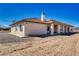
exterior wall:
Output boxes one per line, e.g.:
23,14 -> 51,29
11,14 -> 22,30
10,23 -> 25,37
11,22 -> 48,37
24,22 -> 48,36
10,21 -> 74,37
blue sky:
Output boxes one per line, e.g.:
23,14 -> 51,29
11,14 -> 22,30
0,3 -> 79,27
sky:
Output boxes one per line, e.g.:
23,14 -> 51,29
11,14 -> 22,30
0,3 -> 79,27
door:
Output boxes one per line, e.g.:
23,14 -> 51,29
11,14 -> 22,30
47,25 -> 51,35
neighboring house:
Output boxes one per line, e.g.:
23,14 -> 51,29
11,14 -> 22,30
73,27 -> 79,32
0,27 -> 10,32
10,12 -> 74,37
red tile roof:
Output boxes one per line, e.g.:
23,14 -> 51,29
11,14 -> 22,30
10,18 -> 73,27
10,18 -> 52,26
24,18 -> 52,24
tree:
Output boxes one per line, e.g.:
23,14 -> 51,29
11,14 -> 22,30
12,20 -> 16,24
0,24 -> 2,28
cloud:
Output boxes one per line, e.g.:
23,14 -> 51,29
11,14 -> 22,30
0,24 -> 10,28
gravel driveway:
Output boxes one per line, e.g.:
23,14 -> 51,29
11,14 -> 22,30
0,32 -> 29,44
0,32 -> 79,56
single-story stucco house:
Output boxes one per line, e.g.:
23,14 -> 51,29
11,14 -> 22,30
10,12 -> 74,37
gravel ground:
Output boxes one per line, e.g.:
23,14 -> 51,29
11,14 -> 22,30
0,32 -> 79,56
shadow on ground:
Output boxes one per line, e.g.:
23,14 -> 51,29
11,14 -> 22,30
0,32 -> 32,44
28,32 -> 79,38
58,32 -> 79,36
0,32 -> 78,44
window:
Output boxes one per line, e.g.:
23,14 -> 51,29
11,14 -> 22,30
47,25 -> 50,31
15,25 -> 23,31
19,25 -> 23,31
15,25 -> 19,31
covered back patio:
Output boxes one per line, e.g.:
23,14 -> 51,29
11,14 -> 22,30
48,20 -> 73,35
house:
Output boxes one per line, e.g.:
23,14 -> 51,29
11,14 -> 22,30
0,27 -> 10,32
73,27 -> 79,32
10,12 -> 74,37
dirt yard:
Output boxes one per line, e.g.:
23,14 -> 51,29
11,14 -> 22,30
0,32 -> 79,56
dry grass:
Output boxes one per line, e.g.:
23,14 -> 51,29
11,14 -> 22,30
0,32 -> 79,56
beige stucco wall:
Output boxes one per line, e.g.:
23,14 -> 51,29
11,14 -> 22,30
10,21 -> 74,37
11,22 -> 48,37
10,22 -> 25,37
10,26 -> 25,37
24,22 -> 48,36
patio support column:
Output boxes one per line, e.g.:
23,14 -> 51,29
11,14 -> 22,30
23,22 -> 26,37
63,25 -> 65,33
69,27 -> 71,32
66,26 -> 68,33
50,24 -> 54,35
58,25 -> 61,34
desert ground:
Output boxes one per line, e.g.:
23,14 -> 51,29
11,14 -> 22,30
0,32 -> 79,56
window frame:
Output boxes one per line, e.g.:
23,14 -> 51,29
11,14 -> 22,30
19,25 -> 23,31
